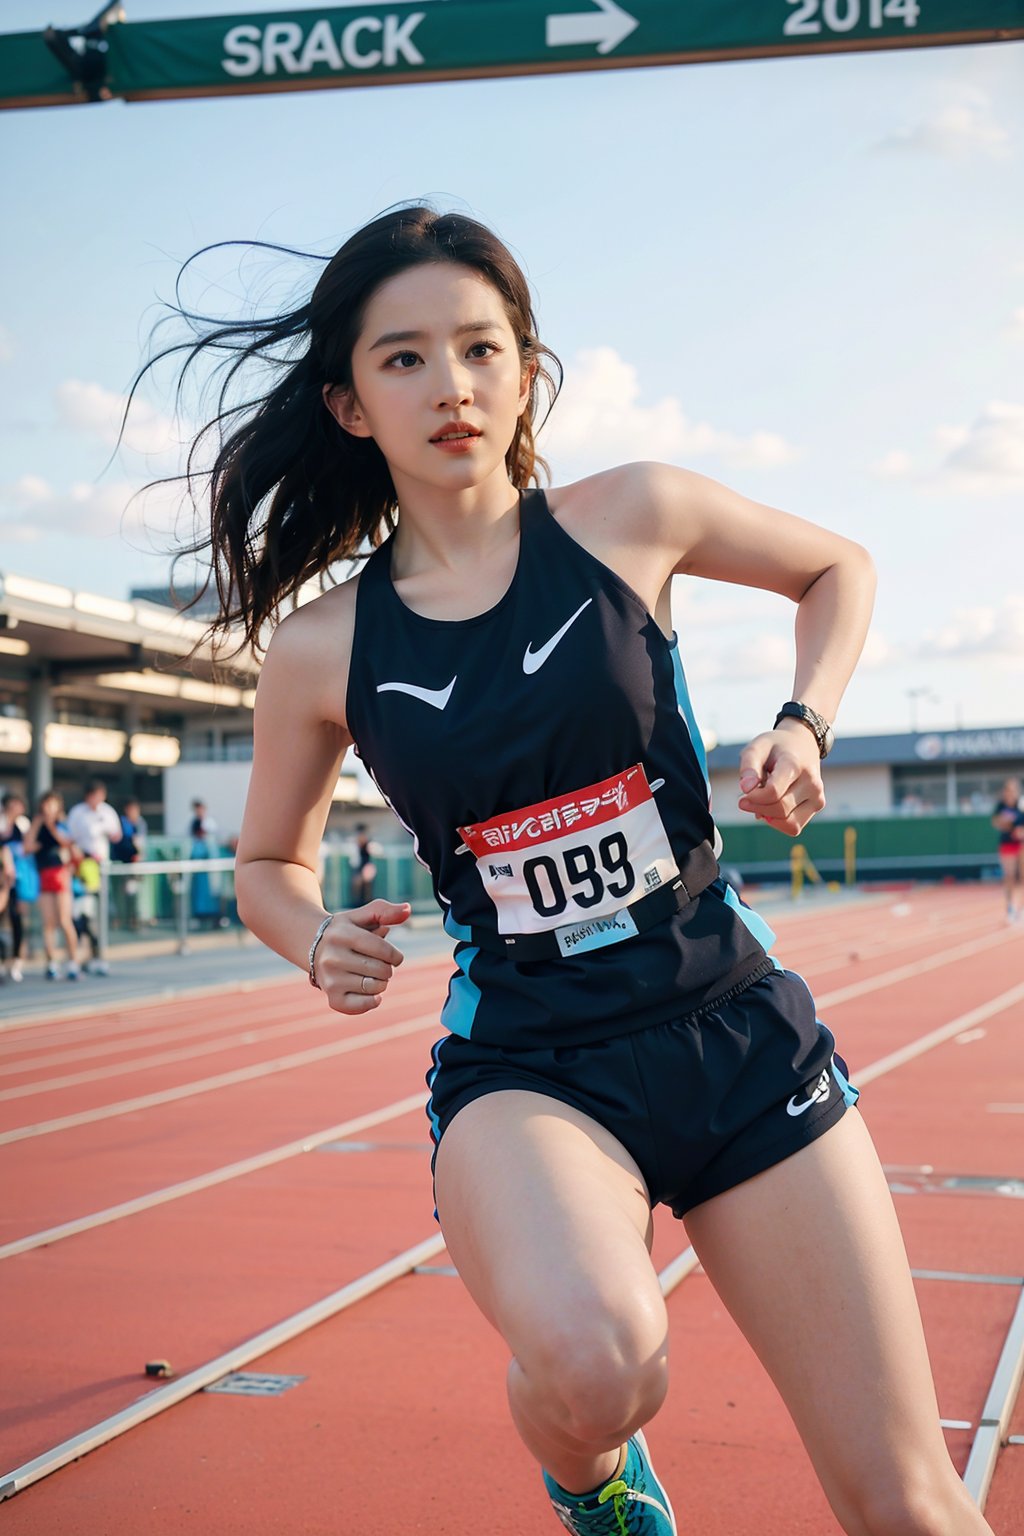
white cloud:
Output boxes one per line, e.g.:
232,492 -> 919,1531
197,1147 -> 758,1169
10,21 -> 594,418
55,379 -> 187,459
875,91 -> 1010,160
0,473 -> 183,545
936,401 -> 1024,491
541,347 -> 802,474
1008,307 -> 1024,341
871,449 -> 913,480
916,595 -> 1024,666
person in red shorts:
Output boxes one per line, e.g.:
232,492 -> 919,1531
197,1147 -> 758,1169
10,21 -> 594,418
22,791 -> 82,979
992,775 -> 1024,922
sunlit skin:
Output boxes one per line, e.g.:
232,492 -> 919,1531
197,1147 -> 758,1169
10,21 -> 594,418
324,264 -> 532,588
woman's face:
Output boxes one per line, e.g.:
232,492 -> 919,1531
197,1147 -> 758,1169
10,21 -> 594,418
331,263 -> 531,500
1004,779 -> 1021,802
41,796 -> 59,819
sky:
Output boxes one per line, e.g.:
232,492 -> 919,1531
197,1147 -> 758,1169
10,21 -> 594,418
1,3 -> 1022,749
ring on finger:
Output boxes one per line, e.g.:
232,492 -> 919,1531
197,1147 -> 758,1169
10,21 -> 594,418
360,974 -> 370,994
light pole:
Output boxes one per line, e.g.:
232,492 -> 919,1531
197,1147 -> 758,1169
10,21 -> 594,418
906,687 -> 939,733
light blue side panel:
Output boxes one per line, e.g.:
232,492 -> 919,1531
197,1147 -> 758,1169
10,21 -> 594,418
722,882 -> 779,962
669,638 -> 710,792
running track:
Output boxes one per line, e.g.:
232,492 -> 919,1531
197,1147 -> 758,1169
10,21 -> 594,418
1,884 -> 1021,1532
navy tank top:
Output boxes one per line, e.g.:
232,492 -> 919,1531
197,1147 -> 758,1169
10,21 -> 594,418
346,488 -> 775,1047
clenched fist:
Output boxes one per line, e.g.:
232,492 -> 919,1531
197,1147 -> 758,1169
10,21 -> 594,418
313,900 -> 412,1014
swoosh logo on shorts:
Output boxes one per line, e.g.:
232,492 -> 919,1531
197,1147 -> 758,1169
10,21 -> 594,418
376,676 -> 457,710
786,1070 -> 832,1117
523,599 -> 593,675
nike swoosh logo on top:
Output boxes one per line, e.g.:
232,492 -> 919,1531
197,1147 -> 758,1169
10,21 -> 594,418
523,598 -> 593,675
376,676 -> 457,711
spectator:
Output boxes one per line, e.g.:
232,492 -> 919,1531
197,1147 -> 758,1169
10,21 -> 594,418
189,799 -> 227,929
1,791 -> 33,983
22,791 -> 81,980
71,849 -> 103,964
110,796 -> 148,932
65,777 -> 122,974
350,823 -> 380,906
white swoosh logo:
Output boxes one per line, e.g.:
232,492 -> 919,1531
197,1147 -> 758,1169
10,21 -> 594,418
786,1071 -> 831,1117
377,676 -> 457,711
523,598 -> 593,675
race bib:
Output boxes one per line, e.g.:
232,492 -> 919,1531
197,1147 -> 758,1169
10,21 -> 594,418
458,765 -> 679,957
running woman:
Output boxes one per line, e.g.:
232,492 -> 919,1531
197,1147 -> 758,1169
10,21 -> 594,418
991,776 -> 1024,923
141,206 -> 995,1535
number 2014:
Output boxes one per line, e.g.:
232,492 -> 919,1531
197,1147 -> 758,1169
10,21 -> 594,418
785,0 -> 920,34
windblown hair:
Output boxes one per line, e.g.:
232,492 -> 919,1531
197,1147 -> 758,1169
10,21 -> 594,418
129,205 -> 562,668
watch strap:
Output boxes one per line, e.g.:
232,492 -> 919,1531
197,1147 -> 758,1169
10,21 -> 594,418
774,701 -> 833,758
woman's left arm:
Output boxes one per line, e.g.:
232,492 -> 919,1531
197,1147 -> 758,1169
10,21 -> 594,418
625,462 -> 878,837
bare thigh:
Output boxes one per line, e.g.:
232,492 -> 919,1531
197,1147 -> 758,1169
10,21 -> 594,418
433,1089 -> 663,1363
685,1109 -> 982,1529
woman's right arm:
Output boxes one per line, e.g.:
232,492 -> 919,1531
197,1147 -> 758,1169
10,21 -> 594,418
234,587 -> 410,1015
22,817 -> 41,854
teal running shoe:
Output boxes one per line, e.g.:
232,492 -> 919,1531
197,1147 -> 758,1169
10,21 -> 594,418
543,1430 -> 677,1534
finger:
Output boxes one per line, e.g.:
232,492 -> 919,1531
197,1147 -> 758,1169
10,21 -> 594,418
349,900 -> 412,930
349,931 -> 404,967
334,990 -> 383,1014
342,953 -> 393,983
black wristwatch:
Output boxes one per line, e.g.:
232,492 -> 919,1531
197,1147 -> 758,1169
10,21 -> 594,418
774,701 -> 834,759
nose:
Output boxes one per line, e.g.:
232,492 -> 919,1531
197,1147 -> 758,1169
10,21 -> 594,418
432,351 -> 474,411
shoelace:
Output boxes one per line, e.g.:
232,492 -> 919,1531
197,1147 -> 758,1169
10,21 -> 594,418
550,1479 -> 650,1535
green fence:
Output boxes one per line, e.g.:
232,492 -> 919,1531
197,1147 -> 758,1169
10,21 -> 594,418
719,814 -> 1002,882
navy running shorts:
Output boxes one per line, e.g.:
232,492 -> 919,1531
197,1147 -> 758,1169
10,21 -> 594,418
425,964 -> 859,1218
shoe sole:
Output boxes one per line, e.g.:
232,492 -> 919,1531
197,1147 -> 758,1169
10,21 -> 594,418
632,1430 -> 678,1534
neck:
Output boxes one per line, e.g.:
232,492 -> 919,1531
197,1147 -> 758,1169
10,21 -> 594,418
388,465 -> 523,577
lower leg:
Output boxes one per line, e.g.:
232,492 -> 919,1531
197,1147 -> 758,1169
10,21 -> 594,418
507,1351 -> 664,1494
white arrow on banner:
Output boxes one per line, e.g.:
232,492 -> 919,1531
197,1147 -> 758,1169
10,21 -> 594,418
546,0 -> 639,56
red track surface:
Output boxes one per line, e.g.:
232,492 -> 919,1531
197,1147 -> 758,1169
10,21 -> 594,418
1,885 -> 1022,1532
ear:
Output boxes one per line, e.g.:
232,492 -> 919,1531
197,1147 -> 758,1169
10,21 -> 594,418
322,382 -> 373,439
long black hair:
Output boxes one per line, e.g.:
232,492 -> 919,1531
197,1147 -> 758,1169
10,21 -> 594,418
128,204 -> 562,668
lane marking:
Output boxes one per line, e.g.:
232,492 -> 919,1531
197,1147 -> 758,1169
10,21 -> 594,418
963,1286 -> 1024,1510
0,1231 -> 448,1504
0,1237 -> 698,1503
847,982 -> 1024,1087
0,1094 -> 427,1261
811,927 -> 1022,1011
0,1013 -> 440,1147
0,977 -> 445,1099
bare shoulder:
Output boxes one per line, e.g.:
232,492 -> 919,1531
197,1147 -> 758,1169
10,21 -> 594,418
261,570 -> 361,733
548,460 -> 702,542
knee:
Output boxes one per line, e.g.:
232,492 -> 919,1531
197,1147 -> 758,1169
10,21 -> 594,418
522,1306 -> 669,1445
839,1465 -> 969,1536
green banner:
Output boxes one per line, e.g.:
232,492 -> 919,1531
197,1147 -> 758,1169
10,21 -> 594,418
2,1 -> 1022,109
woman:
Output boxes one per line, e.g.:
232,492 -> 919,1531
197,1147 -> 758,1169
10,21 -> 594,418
991,776 -> 1023,923
22,791 -> 81,980
140,206 -> 993,1533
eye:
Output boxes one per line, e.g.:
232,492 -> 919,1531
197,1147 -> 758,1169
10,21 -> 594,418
383,350 -> 421,370
467,341 -> 500,359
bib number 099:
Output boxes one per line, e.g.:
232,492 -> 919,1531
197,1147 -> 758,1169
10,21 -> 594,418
523,832 -> 635,919
784,0 -> 920,33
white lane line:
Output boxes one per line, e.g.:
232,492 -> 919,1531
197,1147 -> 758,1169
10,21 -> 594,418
0,970 -> 445,1081
810,927 -> 1021,1011
0,1230 -> 448,1504
0,977 -> 445,1100
0,1093 -> 427,1261
963,1286 -> 1024,1510
0,1234 -> 699,1503
5,920 -> 1010,1148
0,950 -> 451,1039
794,912 -> 1013,979
849,982 -> 1024,1087
0,1013 -> 440,1147
8,971 -> 1023,1262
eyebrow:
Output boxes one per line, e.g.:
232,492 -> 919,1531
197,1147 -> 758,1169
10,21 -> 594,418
368,320 -> 502,351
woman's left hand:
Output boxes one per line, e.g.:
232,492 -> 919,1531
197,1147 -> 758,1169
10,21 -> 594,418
737,725 -> 826,837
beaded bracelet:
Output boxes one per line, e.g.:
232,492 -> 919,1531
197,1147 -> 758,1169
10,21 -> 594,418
308,913 -> 337,990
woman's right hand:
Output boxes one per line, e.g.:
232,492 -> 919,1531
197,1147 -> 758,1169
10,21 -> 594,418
314,899 -> 413,1014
